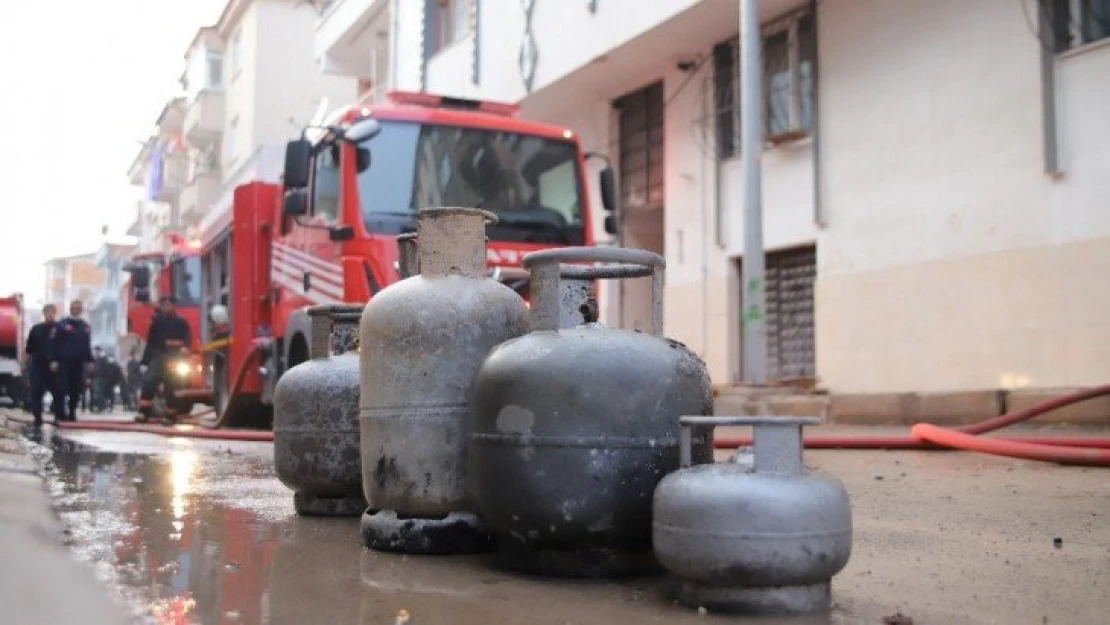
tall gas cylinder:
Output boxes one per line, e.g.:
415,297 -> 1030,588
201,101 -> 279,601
273,305 -> 366,516
469,247 -> 714,578
653,416 -> 853,615
359,207 -> 529,554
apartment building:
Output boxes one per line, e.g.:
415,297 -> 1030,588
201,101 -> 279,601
317,0 -> 1110,406
44,253 -> 105,311
89,241 -> 138,356
128,98 -> 189,249
129,0 -> 358,244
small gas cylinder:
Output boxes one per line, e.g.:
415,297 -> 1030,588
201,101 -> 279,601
653,416 -> 853,615
469,247 -> 714,578
273,305 -> 365,516
359,207 -> 528,554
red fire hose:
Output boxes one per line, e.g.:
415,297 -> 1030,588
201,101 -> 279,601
57,420 -> 273,442
713,384 -> 1110,466
910,423 -> 1110,467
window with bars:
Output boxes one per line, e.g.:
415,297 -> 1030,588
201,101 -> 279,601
615,82 -> 665,210
1048,0 -> 1110,51
429,0 -> 472,55
737,246 -> 817,381
713,11 -> 815,159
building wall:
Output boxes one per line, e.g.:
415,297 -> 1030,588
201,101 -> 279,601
379,0 -> 1110,394
815,0 -> 1110,393
253,0 -> 356,148
221,0 -> 261,180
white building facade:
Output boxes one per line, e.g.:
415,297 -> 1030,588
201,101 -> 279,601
318,0 -> 1110,398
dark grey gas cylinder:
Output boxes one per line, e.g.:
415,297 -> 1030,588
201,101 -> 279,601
469,247 -> 714,578
273,305 -> 366,516
359,207 -> 528,554
653,416 -> 853,615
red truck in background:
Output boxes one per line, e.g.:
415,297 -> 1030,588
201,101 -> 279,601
0,293 -> 26,407
123,236 -> 210,417
195,91 -> 616,428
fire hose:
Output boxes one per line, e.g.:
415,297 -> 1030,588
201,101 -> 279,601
54,343 -> 274,442
714,384 -> 1110,466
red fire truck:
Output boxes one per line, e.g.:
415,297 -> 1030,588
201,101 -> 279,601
0,293 -> 26,407
123,235 -> 210,416
197,91 -> 614,428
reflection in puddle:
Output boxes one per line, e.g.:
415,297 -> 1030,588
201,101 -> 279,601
31,431 -> 842,625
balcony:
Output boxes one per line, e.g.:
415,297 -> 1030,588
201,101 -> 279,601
179,170 -> 221,225
184,90 -> 225,147
315,0 -> 390,78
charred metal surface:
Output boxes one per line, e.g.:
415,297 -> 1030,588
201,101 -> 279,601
360,207 -> 528,554
360,509 -> 491,554
653,416 -> 853,615
470,246 -> 713,578
273,307 -> 366,517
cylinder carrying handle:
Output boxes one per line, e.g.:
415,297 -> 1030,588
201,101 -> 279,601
306,305 -> 363,359
524,246 -> 665,335
678,415 -> 820,475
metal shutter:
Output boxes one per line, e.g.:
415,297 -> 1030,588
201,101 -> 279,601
740,246 -> 816,381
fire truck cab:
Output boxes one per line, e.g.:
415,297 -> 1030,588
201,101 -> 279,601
198,91 -> 615,428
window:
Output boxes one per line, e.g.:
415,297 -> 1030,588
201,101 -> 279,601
312,144 -> 341,223
737,246 -> 817,381
430,0 -> 470,54
616,82 -> 665,210
1050,0 -> 1110,51
230,29 -> 243,75
206,51 -> 224,89
171,257 -> 202,306
355,120 -> 586,245
713,10 -> 816,159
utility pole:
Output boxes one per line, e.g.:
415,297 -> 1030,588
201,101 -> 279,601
740,0 -> 767,384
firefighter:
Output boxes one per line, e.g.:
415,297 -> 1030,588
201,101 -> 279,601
23,303 -> 58,426
48,300 -> 94,422
139,295 -> 192,416
125,348 -> 142,411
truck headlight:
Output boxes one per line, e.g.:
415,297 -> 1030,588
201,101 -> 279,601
173,361 -> 192,378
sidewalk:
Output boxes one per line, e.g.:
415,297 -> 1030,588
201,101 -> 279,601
0,410 -> 128,625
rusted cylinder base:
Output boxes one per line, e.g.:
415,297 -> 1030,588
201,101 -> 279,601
293,492 -> 367,517
492,538 -> 663,579
360,509 -> 491,554
676,581 -> 831,615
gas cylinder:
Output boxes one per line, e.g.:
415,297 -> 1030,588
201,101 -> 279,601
395,232 -> 419,279
468,247 -> 714,578
359,207 -> 529,554
273,305 -> 366,516
653,416 -> 853,615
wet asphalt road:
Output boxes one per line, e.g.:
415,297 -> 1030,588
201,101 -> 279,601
12,418 -> 1110,625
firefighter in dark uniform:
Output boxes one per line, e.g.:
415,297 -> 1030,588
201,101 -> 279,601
23,303 -> 58,426
139,295 -> 192,416
48,300 -> 93,422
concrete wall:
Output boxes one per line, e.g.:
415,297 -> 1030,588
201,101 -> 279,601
223,0 -> 356,180
381,0 -> 1110,394
815,0 -> 1110,393
253,0 -> 356,148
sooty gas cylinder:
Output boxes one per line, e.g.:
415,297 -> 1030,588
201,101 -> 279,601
469,247 -> 714,578
273,305 -> 365,516
653,416 -> 853,615
358,207 -> 528,554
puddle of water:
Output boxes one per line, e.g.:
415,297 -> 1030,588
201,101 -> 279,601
24,427 -> 852,625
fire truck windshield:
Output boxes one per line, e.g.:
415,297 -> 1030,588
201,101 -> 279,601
357,120 -> 586,245
170,256 -> 202,306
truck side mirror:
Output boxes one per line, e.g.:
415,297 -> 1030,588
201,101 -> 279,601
599,166 -> 616,212
284,139 -> 312,189
599,166 -> 618,235
283,189 -> 309,217
328,225 -> 355,242
127,265 -> 150,290
355,147 -> 371,173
